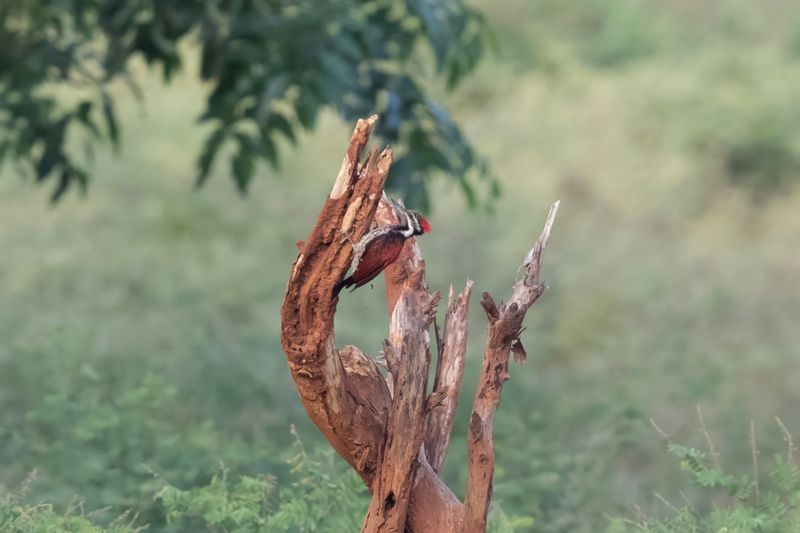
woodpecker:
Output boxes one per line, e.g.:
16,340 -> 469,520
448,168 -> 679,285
334,202 -> 432,296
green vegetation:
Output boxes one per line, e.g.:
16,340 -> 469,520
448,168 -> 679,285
2,0 -> 800,531
157,435 -> 367,532
0,0 -> 491,207
608,421 -> 800,532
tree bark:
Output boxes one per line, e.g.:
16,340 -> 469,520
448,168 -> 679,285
362,289 -> 439,531
464,201 -> 559,532
279,116 -> 559,532
425,281 -> 473,474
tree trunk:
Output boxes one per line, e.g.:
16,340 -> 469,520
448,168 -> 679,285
280,116 -> 559,532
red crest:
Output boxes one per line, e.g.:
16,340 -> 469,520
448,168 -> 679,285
418,216 -> 432,233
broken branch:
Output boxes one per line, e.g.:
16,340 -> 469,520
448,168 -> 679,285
463,201 -> 560,532
425,280 -> 474,474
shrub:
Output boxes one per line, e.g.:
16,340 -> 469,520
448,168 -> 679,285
157,430 -> 368,532
609,419 -> 800,532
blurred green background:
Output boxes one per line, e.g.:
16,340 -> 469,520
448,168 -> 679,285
3,0 -> 800,531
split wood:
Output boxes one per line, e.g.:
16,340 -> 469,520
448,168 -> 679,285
281,115 -> 559,532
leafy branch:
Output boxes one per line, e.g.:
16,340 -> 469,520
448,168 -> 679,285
0,0 -> 496,207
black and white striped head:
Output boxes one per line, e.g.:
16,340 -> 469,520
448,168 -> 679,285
407,210 -> 432,236
391,199 -> 432,237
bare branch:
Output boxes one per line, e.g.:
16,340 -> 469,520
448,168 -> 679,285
426,388 -> 450,412
775,416 -> 798,463
650,418 -> 671,442
331,115 -> 378,199
464,202 -> 560,532
696,404 -> 720,470
374,192 -> 434,390
750,420 -> 760,505
280,117 -> 392,484
362,291 -> 438,532
425,279 -> 474,474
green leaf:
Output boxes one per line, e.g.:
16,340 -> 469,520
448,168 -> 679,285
295,90 -> 320,130
75,100 -> 100,138
269,113 -> 296,144
196,127 -> 227,186
50,167 -> 70,203
260,135 -> 278,169
36,117 -> 68,181
101,92 -> 120,148
231,136 -> 254,193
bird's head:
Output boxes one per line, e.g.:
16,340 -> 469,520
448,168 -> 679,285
389,197 -> 432,237
409,210 -> 432,236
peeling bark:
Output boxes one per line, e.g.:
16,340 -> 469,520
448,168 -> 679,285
362,290 -> 439,532
279,116 -> 560,532
280,115 -> 391,485
426,281 -> 473,474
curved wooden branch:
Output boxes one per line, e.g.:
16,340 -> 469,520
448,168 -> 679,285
280,115 -> 392,484
280,116 -> 560,533
463,201 -> 560,532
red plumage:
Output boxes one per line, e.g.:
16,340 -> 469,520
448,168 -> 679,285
418,216 -> 432,234
333,205 -> 431,296
337,231 -> 406,293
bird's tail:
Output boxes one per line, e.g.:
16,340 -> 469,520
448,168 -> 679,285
333,276 -> 354,297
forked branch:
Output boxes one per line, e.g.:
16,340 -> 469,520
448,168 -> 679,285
464,201 -> 560,532
280,116 -> 559,532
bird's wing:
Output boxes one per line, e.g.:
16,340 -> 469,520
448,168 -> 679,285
350,233 -> 406,289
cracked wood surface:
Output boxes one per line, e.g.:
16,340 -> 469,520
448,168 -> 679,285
280,115 -> 391,484
463,201 -> 560,532
362,290 -> 439,532
425,280 -> 474,474
280,115 -> 560,532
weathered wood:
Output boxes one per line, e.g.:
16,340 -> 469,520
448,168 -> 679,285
425,281 -> 474,473
375,194 -> 430,397
463,201 -> 560,532
362,290 -> 439,532
280,115 -> 391,485
279,116 -> 560,533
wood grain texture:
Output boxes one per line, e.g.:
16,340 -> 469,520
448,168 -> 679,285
361,290 -> 439,532
463,201 -> 560,532
425,280 -> 474,474
280,115 -> 560,532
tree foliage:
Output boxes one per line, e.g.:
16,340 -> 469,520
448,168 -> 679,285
0,0 -> 495,208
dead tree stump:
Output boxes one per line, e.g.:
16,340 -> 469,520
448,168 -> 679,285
280,115 -> 559,532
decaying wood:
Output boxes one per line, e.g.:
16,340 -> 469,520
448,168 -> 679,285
362,290 -> 440,531
463,201 -> 560,532
426,281 -> 474,474
375,194 -> 431,399
279,116 -> 559,532
281,115 -> 392,485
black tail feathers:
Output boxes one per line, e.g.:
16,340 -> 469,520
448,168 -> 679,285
333,276 -> 354,297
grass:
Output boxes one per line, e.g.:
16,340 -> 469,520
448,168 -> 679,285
2,0 -> 800,531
